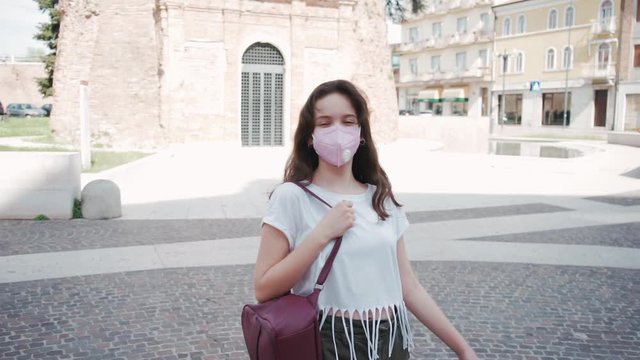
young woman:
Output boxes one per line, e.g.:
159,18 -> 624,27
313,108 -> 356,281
254,80 -> 479,360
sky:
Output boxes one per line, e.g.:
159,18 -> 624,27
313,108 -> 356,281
0,0 -> 49,57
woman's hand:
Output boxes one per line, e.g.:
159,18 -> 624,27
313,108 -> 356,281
313,200 -> 355,243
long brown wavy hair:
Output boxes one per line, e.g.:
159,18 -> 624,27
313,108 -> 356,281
283,79 -> 401,220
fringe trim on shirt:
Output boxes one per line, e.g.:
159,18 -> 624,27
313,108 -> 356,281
319,301 -> 414,360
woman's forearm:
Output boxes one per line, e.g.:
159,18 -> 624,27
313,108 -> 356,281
405,285 -> 473,356
255,229 -> 331,303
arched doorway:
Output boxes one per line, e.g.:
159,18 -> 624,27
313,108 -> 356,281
241,43 -> 284,146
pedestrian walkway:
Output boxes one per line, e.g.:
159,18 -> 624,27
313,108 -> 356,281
3,138 -> 640,282
1,138 -> 639,359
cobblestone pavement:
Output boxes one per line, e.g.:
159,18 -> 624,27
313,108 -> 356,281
0,219 -> 261,257
0,203 -> 573,256
584,190 -> 640,207
1,201 -> 639,359
462,221 -> 640,248
1,263 -> 638,360
621,167 -> 640,179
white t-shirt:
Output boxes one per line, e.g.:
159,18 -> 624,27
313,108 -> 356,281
262,181 -> 414,359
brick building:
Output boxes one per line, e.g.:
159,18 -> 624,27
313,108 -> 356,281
51,0 -> 398,149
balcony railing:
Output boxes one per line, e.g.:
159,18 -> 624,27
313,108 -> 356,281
395,42 -> 416,53
400,73 -> 420,83
448,33 -> 460,45
437,0 -> 491,9
460,32 -> 475,44
591,17 -> 616,35
399,67 -> 490,84
441,68 -> 489,79
582,63 -> 616,80
424,5 -> 437,14
434,37 -> 447,48
448,0 -> 462,10
476,29 -> 493,41
461,0 -> 476,8
394,38 -> 438,53
593,64 -> 616,79
432,71 -> 445,80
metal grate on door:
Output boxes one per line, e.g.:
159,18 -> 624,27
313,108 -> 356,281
241,43 -> 285,146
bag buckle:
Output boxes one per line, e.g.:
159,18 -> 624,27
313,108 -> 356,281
314,284 -> 324,290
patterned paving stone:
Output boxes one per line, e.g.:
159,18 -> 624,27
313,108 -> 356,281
584,190 -> 640,207
0,262 -> 638,360
622,166 -> 640,180
460,222 -> 640,249
405,203 -> 573,224
0,219 -> 261,257
0,203 -> 573,256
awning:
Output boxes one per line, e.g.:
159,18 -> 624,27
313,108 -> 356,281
442,87 -> 468,102
417,89 -> 441,102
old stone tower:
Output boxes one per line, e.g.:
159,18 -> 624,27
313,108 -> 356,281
51,0 -> 398,148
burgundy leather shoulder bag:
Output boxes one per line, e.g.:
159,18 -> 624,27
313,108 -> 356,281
241,182 -> 340,360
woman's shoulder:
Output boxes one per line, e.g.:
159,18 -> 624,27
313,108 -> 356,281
271,181 -> 308,201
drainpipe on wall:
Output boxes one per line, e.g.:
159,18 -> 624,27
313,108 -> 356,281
612,0 -> 626,131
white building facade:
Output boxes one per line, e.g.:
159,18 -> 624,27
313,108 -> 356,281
395,0 -> 494,118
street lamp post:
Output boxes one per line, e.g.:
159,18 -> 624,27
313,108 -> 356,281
562,0 -> 574,128
498,49 -> 510,132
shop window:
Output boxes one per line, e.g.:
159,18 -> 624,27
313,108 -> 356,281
542,92 -> 572,125
498,94 -> 523,125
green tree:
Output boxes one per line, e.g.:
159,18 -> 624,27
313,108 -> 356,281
33,0 -> 60,97
385,0 -> 424,22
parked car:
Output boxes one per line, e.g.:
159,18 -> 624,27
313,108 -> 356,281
6,103 -> 48,117
399,109 -> 415,115
42,103 -> 52,116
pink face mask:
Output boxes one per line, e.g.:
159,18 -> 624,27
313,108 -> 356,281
312,124 -> 362,167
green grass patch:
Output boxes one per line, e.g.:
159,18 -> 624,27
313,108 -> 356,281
26,134 -> 71,145
85,150 -> 151,173
0,117 -> 50,137
0,145 -> 151,172
0,145 -> 71,152
73,199 -> 83,219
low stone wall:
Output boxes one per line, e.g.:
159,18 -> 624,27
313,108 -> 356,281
398,115 -> 491,153
608,131 -> 640,148
491,124 -> 609,140
0,63 -> 50,106
0,152 -> 81,219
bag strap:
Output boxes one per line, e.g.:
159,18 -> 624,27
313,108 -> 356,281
291,181 -> 342,289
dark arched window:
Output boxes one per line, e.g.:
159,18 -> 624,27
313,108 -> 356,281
241,43 -> 285,146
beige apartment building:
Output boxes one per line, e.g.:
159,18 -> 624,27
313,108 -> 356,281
492,0 -> 621,132
395,0 -> 495,117
615,0 -> 640,132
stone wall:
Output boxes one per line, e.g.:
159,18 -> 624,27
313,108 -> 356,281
52,0 -> 161,148
51,0 -> 398,148
0,63 -> 49,107
349,0 -> 399,144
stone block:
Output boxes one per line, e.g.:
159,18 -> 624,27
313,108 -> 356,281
81,179 -> 122,219
0,152 -> 80,219
608,131 -> 640,148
